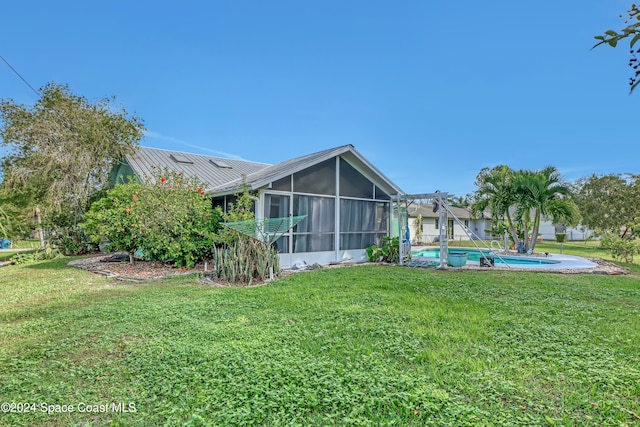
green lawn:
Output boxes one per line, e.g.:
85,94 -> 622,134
1,258 -> 639,426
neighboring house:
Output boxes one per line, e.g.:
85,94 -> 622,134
407,204 -> 492,244
112,144 -> 403,267
536,221 -> 596,241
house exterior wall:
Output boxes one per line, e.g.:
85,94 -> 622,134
536,221 -> 596,241
408,217 -> 474,243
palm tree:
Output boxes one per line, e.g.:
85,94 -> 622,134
471,165 -> 521,248
512,166 -> 578,252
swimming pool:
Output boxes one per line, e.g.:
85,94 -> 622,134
412,248 -> 560,266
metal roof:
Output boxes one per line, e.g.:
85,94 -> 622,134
122,144 -> 404,197
123,146 -> 270,190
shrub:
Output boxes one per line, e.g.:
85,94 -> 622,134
601,234 -> 639,263
555,233 -> 567,243
211,235 -> 280,284
366,236 -> 401,263
83,170 -> 221,267
50,226 -> 98,255
10,244 -> 59,265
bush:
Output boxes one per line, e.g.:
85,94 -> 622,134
555,233 -> 567,243
601,233 -> 639,263
366,236 -> 401,263
50,226 -> 98,255
83,170 -> 221,267
10,245 -> 59,265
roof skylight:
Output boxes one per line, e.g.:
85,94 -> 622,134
210,159 -> 232,169
170,154 -> 194,164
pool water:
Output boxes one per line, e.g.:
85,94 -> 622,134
412,248 -> 559,266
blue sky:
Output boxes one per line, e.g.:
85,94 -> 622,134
1,1 -> 636,197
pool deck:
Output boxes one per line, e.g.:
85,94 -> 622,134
411,246 -> 599,270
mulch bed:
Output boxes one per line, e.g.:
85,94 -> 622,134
68,254 -> 211,283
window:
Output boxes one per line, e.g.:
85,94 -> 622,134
264,194 -> 290,218
214,195 -> 255,214
293,195 -> 335,252
264,194 -> 291,253
340,200 -> 389,250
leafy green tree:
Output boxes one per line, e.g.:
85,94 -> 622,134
84,170 -> 221,266
594,4 -> 640,92
0,188 -> 36,240
0,82 -> 145,245
573,173 -> 640,238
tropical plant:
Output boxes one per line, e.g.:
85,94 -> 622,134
473,166 -> 579,253
447,194 -> 472,208
471,165 -> 520,248
83,170 -> 220,266
511,166 -> 579,252
49,226 -> 98,256
366,236 -> 401,263
211,235 -> 280,284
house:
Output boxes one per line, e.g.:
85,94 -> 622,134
407,203 -> 492,244
112,144 -> 403,267
536,221 -> 596,241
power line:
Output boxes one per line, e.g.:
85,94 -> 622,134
0,54 -> 40,96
